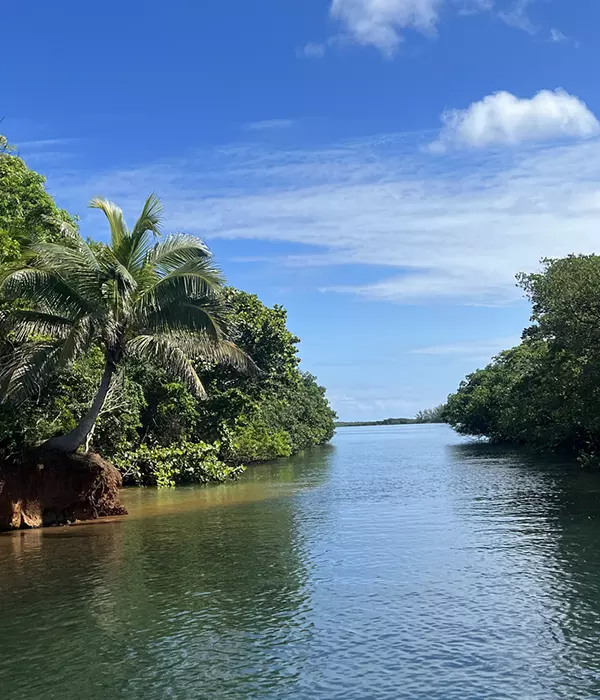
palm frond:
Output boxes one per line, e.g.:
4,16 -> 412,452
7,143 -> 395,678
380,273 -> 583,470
42,216 -> 80,242
58,318 -> 95,364
1,309 -> 75,343
32,239 -> 99,272
207,339 -> 259,375
0,319 -> 96,405
95,245 -> 138,312
101,368 -> 126,415
143,234 -> 214,275
89,198 -> 129,262
135,264 -> 226,319
1,268 -> 97,319
128,334 -> 207,398
29,240 -> 106,313
131,193 -> 163,240
0,341 -> 62,404
128,194 -> 163,271
138,295 -> 225,340
169,334 -> 259,375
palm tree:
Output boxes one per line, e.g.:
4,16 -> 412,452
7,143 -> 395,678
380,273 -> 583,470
0,194 -> 254,453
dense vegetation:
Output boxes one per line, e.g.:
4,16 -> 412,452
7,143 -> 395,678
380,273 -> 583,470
0,136 -> 73,262
0,138 -> 336,485
2,192 -> 257,453
445,255 -> 600,462
336,405 -> 446,428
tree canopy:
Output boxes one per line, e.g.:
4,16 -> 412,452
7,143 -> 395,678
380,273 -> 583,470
0,136 -> 336,484
0,136 -> 72,263
0,194 -> 253,453
445,255 -> 600,460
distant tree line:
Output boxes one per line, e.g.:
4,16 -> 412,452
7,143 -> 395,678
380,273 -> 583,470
336,404 -> 446,428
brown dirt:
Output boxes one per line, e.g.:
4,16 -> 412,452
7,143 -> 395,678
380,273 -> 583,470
0,450 -> 127,531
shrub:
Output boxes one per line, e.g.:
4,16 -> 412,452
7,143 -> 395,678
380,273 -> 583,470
115,441 -> 245,488
220,418 -> 293,465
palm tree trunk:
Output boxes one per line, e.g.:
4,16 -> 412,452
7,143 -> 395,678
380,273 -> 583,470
42,361 -> 117,453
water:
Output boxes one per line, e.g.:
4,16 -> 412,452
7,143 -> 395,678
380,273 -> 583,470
3,425 -> 600,699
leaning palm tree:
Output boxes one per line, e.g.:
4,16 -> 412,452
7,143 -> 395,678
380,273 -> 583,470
0,194 -> 254,453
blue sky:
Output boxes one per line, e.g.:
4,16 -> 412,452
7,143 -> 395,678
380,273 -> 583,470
4,0 -> 600,419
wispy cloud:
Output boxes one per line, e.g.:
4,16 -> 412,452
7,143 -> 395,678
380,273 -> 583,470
328,386 -> 436,418
549,28 -> 579,48
17,138 -> 76,149
244,119 -> 295,131
411,337 -> 520,359
549,28 -> 567,43
13,137 -> 81,166
298,42 -> 326,59
498,0 -> 537,34
46,116 -> 600,308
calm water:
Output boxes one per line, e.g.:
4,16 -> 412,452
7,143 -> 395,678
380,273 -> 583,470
3,425 -> 600,699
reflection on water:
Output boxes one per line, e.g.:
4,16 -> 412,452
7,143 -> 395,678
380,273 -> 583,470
2,426 -> 600,699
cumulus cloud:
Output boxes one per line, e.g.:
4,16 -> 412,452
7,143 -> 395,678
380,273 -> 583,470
430,89 -> 600,151
329,0 -> 443,54
325,0 -> 540,54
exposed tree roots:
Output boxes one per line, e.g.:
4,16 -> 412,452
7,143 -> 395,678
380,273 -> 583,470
0,450 -> 127,531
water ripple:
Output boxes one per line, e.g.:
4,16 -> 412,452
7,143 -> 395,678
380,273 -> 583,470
2,426 -> 600,699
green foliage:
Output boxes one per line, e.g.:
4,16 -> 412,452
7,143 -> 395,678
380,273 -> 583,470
199,289 -> 301,402
0,192 -> 254,452
0,142 -> 336,484
336,406 -> 447,427
220,289 -> 301,390
0,135 -> 73,263
414,404 -> 447,423
0,230 -> 20,265
336,418 -> 414,427
132,364 -> 201,446
193,290 -> 336,464
447,255 -> 600,457
0,346 -> 145,457
221,418 -> 293,465
260,372 -> 336,451
114,442 -> 245,488
0,285 -> 336,476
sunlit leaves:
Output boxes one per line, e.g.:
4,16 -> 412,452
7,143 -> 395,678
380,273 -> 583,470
0,194 -> 250,405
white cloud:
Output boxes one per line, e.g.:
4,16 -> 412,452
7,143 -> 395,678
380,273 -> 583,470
17,138 -> 76,149
328,386 -> 435,418
14,138 -> 81,166
498,0 -> 537,34
329,0 -> 443,54
245,119 -> 295,131
549,28 -> 567,43
430,89 -> 600,151
549,28 -> 579,48
298,42 -> 326,58
410,337 -> 521,359
457,0 -> 493,14
45,127 -> 600,308
325,0 -> 541,54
